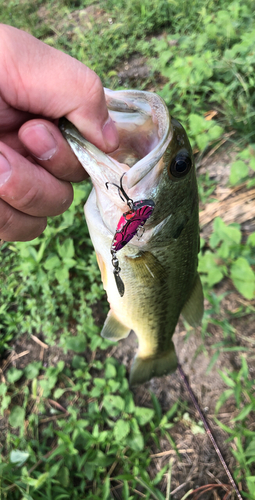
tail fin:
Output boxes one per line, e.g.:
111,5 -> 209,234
129,341 -> 178,386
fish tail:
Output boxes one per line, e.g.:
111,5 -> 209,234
129,341 -> 178,386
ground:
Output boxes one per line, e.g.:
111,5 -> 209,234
1,5 -> 255,496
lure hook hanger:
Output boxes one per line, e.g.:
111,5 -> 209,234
105,173 -> 134,210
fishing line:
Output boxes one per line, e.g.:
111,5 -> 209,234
177,363 -> 243,500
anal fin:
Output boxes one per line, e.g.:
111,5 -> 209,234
129,341 -> 178,386
101,310 -> 130,341
181,273 -> 204,327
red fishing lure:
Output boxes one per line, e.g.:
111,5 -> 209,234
106,174 -> 155,297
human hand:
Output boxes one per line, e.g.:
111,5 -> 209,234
0,24 -> 119,242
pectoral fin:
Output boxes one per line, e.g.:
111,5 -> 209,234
127,251 -> 166,285
181,273 -> 204,327
129,341 -> 178,386
101,310 -> 130,341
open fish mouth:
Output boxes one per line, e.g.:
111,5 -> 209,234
104,89 -> 172,188
59,89 -> 172,194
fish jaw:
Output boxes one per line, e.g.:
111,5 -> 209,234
59,90 -> 172,237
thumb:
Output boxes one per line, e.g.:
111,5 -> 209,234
0,24 -> 119,152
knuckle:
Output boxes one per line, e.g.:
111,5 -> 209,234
17,185 -> 41,213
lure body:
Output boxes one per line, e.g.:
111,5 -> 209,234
60,89 -> 204,386
112,200 -> 155,252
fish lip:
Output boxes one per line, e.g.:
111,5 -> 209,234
104,89 -> 172,189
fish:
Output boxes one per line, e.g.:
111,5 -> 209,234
59,89 -> 204,386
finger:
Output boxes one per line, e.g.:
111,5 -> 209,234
0,143 -> 73,217
0,24 -> 119,153
0,198 -> 47,242
0,96 -> 33,133
19,119 -> 87,182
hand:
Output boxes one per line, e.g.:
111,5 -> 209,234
0,24 -> 119,242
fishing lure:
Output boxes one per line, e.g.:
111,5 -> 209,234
106,174 -> 155,297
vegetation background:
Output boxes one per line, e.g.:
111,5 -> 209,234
1,0 -> 255,499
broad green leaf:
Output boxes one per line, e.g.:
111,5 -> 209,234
65,334 -> 86,353
125,393 -> 135,414
103,395 -> 125,416
199,250 -> 224,287
53,388 -> 66,399
0,383 -> 7,396
88,450 -> 112,467
127,431 -> 144,451
10,450 -> 29,467
134,407 -> 155,426
0,395 -> 11,414
104,363 -> 117,379
196,132 -> 209,151
247,232 -> 255,246
24,362 -> 42,380
43,255 -> 61,270
9,406 -> 25,428
113,419 -> 130,441
34,472 -> 49,490
208,124 -> 224,140
211,217 -> 241,246
191,422 -> 205,435
63,258 -> 76,269
58,238 -> 75,259
55,266 -> 69,283
7,367 -> 23,384
229,160 -> 249,185
84,463 -> 94,481
58,466 -> 69,488
230,257 -> 255,299
90,335 -> 102,351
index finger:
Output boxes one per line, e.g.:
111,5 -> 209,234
0,24 -> 119,153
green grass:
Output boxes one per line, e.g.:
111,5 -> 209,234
1,0 -> 255,498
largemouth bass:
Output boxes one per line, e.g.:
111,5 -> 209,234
60,89 -> 204,386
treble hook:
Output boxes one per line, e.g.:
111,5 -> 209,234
105,173 -> 134,210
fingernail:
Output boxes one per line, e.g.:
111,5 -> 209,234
0,153 -> 11,186
102,117 -> 119,151
20,124 -> 57,160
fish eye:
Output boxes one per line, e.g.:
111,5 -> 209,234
168,152 -> 192,179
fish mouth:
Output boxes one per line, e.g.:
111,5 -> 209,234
60,90 -> 172,199
105,89 -> 172,189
